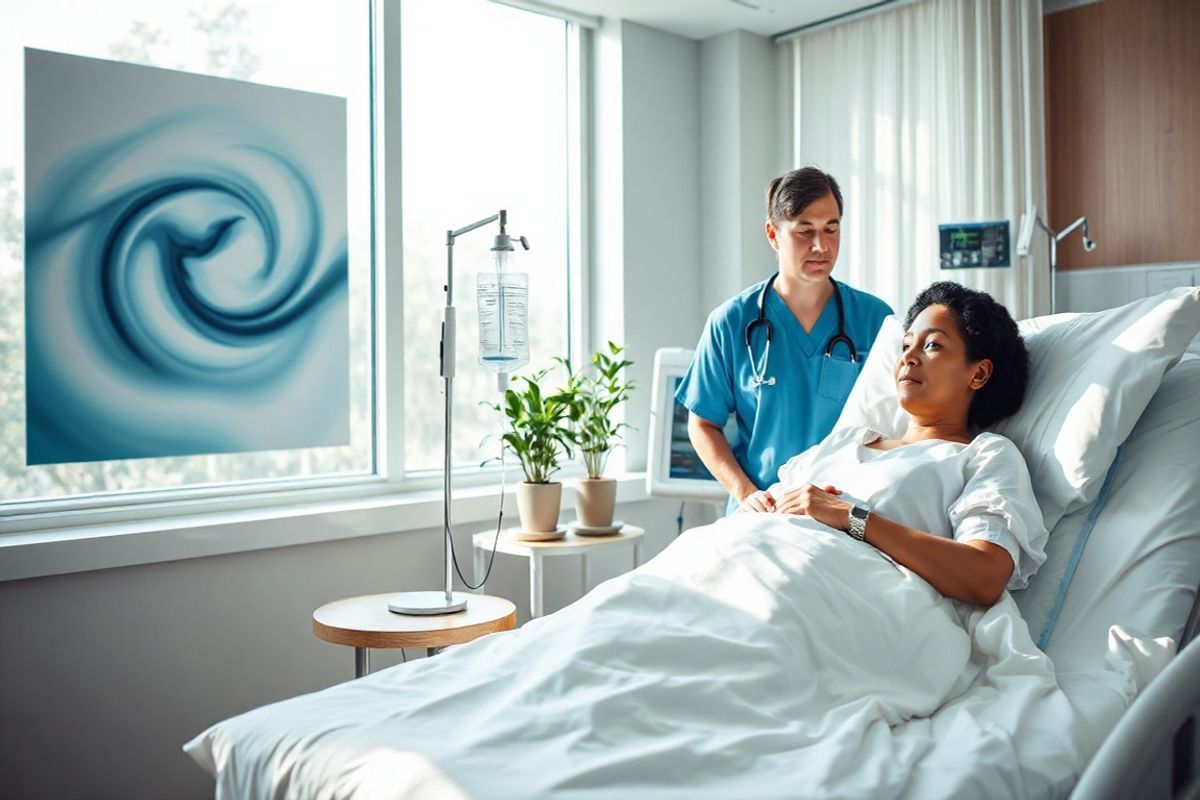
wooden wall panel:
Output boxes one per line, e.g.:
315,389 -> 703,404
1044,0 -> 1200,270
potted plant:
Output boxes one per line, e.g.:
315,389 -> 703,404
489,365 -> 579,538
561,342 -> 636,528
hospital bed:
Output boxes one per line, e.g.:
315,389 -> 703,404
185,289 -> 1200,799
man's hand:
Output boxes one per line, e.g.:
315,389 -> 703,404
773,484 -> 851,530
738,489 -> 776,513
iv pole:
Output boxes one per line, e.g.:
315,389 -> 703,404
1017,205 -> 1096,314
388,209 -> 525,616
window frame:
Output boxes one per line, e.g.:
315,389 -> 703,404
0,0 -> 591,535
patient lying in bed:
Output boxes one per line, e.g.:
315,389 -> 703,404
188,283 -> 1077,800
740,280 -> 1046,607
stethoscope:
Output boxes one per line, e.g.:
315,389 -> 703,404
744,274 -> 857,388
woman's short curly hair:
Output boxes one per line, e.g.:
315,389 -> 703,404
903,282 -> 1029,429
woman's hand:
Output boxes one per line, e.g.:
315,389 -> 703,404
774,484 -> 851,530
738,489 -> 776,513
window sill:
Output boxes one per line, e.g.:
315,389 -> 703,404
0,473 -> 651,583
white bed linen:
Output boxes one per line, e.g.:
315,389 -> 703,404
187,512 -> 1095,800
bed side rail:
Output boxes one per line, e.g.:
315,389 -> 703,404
1072,587 -> 1200,800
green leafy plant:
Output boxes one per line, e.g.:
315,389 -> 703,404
560,342 -> 636,479
486,365 -> 579,484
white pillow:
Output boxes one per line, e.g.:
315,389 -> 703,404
1015,355 -> 1200,671
836,288 -> 1200,531
994,287 -> 1200,528
833,314 -> 907,438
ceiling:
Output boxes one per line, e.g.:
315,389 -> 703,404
535,0 -> 887,40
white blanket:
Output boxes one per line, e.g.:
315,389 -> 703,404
186,514 -> 1091,799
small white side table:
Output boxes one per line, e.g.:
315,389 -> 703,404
472,525 -> 645,618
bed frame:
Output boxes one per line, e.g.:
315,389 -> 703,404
1072,582 -> 1200,799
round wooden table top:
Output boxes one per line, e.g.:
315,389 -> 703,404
313,592 -> 516,650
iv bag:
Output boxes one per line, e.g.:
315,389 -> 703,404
476,271 -> 529,374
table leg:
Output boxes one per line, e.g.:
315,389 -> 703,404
581,553 -> 590,595
355,646 -> 370,679
531,551 -> 544,618
634,541 -> 643,568
474,541 -> 486,594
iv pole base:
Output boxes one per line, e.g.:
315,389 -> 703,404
387,591 -> 469,616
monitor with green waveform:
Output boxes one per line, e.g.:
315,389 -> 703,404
938,220 -> 1010,269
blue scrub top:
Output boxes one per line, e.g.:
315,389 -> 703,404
676,278 -> 892,514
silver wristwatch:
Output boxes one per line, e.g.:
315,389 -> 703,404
847,503 -> 870,541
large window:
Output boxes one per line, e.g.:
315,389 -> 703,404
0,0 -> 582,516
400,0 -> 576,474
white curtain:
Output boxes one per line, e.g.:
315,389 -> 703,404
789,0 -> 1049,321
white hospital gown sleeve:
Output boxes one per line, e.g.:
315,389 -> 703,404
947,433 -> 1048,590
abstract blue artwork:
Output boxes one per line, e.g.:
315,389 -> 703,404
24,48 -> 349,465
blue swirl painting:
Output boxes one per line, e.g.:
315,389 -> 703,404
24,49 -> 349,465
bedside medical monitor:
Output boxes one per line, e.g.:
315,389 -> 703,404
646,348 -> 735,501
939,220 -> 1011,269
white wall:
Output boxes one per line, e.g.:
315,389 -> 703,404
698,32 -> 742,315
1055,261 -> 1200,313
591,20 -> 704,472
733,31 -> 783,294
0,18 -> 728,800
697,30 -> 785,321
595,23 -> 789,469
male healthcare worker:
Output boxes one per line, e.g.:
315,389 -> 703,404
676,166 -> 892,515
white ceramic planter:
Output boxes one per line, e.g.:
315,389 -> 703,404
516,482 -> 562,534
574,476 -> 617,528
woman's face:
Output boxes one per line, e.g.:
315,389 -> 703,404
765,191 -> 841,285
895,304 -> 992,422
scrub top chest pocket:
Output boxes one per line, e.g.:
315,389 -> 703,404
814,288 -> 861,403
818,352 -> 861,402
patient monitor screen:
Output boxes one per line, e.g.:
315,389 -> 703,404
939,220 -> 1010,269
647,348 -> 733,500
668,377 -> 716,481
